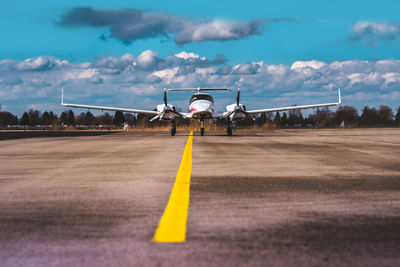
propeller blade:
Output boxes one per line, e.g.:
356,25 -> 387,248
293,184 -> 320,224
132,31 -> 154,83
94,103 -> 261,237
236,88 -> 240,106
150,112 -> 163,122
243,111 -> 256,121
164,89 -> 168,106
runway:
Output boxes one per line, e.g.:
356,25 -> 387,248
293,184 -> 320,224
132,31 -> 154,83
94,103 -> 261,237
1,128 -> 399,266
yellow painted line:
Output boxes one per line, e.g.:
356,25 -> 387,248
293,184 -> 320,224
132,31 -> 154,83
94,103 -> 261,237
153,131 -> 193,243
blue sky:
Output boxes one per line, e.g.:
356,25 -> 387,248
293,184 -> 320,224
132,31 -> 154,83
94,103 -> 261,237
1,0 -> 400,115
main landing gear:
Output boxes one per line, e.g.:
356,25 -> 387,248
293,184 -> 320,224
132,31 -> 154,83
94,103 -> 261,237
226,120 -> 233,136
200,119 -> 205,136
170,120 -> 177,136
227,124 -> 232,136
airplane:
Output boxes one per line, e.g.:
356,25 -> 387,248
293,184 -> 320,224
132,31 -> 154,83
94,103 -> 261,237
61,88 -> 341,136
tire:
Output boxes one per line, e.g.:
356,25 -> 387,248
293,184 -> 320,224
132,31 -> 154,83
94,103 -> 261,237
171,127 -> 176,136
200,128 -> 204,136
227,126 -> 232,136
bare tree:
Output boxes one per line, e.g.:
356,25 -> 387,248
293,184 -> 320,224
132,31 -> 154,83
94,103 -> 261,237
124,113 -> 137,126
28,109 -> 41,126
67,110 -> 75,126
395,106 -> 400,126
98,112 -> 113,125
378,105 -> 394,125
360,106 -> 379,126
335,106 -> 359,126
113,111 -> 125,126
0,111 -> 18,126
316,108 -> 333,127
273,112 -> 281,128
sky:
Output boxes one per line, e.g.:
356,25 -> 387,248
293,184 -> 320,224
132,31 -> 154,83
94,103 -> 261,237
1,0 -> 400,116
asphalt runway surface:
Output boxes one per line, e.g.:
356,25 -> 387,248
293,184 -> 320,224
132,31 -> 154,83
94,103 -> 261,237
0,130 -> 116,140
1,128 -> 399,266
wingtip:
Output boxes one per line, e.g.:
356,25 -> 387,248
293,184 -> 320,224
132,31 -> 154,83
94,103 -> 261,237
61,88 -> 64,105
338,88 -> 342,104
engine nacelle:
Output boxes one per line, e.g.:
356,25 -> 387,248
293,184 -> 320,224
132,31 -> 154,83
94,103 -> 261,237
226,103 -> 247,121
226,103 -> 245,112
155,104 -> 177,121
229,111 -> 246,121
157,104 -> 175,112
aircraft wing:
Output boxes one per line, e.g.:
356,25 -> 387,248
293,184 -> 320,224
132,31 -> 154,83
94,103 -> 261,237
62,102 -> 159,115
213,112 -> 230,119
246,89 -> 341,114
61,90 -> 158,115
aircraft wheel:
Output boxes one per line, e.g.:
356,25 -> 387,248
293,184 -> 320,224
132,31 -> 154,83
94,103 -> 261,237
171,127 -> 176,136
227,126 -> 232,136
200,128 -> 204,136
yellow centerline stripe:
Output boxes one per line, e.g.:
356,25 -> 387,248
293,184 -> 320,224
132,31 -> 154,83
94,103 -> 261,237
153,131 -> 194,243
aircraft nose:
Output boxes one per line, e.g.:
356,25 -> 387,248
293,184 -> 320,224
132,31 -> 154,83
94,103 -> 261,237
197,102 -> 212,111
205,103 -> 213,111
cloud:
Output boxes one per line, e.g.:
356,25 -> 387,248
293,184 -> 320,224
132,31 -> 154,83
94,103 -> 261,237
290,60 -> 327,70
349,21 -> 400,47
91,53 -> 135,74
58,7 -> 175,44
232,62 -> 262,75
136,50 -> 161,70
0,75 -> 23,85
58,7 -> 271,45
15,56 -> 66,71
1,52 -> 400,114
174,20 -> 263,44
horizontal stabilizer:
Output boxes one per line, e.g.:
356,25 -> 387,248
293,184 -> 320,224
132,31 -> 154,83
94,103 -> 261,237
167,88 -> 230,93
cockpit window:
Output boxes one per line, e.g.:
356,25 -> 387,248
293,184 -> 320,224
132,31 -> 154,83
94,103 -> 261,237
190,94 -> 214,103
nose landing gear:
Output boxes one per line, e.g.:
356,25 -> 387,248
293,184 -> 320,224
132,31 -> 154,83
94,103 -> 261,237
200,119 -> 205,136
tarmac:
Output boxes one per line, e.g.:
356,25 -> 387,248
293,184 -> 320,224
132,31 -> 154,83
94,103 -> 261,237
0,128 -> 399,266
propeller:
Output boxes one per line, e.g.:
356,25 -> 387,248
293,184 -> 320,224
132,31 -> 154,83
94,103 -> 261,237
234,88 -> 242,111
150,90 -> 181,122
230,88 -> 255,121
164,89 -> 168,106
236,88 -> 240,106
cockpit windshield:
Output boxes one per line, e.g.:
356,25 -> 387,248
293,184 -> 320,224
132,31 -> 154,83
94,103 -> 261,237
190,94 -> 214,103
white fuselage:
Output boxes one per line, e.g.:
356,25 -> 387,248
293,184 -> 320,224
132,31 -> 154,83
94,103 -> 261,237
189,99 -> 214,119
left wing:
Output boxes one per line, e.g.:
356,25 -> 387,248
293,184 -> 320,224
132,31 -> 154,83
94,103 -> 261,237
246,89 -> 342,114
61,89 -> 158,116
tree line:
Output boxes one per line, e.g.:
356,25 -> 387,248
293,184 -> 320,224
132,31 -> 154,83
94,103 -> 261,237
1,105 -> 400,128
0,109 -> 133,128
220,105 -> 400,128
272,105 -> 400,127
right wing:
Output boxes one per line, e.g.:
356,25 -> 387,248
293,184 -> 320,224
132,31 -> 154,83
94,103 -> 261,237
246,89 -> 342,114
61,90 -> 158,115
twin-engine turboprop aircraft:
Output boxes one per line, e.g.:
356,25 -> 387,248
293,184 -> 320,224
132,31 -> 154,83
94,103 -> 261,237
61,88 -> 341,136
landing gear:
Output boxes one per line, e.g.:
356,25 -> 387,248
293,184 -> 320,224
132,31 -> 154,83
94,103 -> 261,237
170,121 -> 176,136
227,120 -> 232,136
200,119 -> 205,136
227,125 -> 232,136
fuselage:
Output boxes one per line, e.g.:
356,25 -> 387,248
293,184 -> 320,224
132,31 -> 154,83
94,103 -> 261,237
188,93 -> 214,119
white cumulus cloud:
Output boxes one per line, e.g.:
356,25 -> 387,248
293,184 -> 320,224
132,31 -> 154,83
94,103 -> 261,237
349,21 -> 400,47
1,52 -> 400,114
